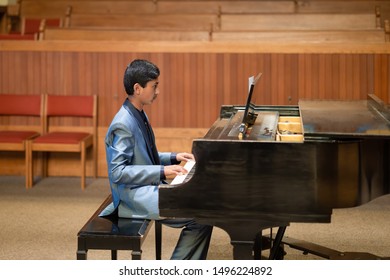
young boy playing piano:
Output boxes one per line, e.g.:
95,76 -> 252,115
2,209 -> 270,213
100,59 -> 213,260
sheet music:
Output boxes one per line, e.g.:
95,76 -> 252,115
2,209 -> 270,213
170,160 -> 196,185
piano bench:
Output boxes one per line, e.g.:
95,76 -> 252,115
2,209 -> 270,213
77,195 -> 162,260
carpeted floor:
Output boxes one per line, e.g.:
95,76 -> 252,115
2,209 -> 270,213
0,176 -> 389,260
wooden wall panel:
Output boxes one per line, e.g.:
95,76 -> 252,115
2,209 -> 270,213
1,49 -> 389,178
1,51 -> 389,128
375,54 -> 390,104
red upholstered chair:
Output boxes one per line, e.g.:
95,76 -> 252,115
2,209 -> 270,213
0,13 -> 62,40
0,17 -> 40,40
22,18 -> 42,36
0,18 -> 41,40
0,34 -> 36,40
44,18 -> 62,28
27,95 -> 97,190
2,17 -> 62,40
0,94 -> 44,188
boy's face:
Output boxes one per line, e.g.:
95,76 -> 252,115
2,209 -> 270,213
135,79 -> 160,107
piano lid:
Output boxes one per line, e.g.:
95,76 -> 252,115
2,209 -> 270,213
300,94 -> 390,139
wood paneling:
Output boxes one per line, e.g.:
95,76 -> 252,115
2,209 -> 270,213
44,28 -> 211,41
19,1 -> 390,17
1,41 -> 389,178
1,50 -> 389,127
18,0 -> 295,16
212,30 -> 386,43
220,14 -> 377,31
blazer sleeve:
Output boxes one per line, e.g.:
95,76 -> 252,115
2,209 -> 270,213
159,152 -> 175,165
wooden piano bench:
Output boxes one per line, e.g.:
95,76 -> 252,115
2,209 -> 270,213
77,195 -> 162,260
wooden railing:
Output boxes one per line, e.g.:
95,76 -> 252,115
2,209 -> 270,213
41,27 -> 388,43
42,27 -> 212,41
19,1 -> 296,16
3,1 -> 389,44
68,13 -> 218,31
212,30 -> 387,43
219,13 -> 378,31
17,1 -> 390,17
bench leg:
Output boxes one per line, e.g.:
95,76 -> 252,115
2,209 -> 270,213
77,250 -> 87,260
155,221 -> 162,260
111,250 -> 117,260
77,236 -> 88,260
131,250 -> 142,260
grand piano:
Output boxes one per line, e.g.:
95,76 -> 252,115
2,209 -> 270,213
158,93 -> 390,260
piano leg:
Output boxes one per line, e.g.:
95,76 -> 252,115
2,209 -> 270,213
231,240 -> 258,260
253,227 -> 287,260
213,222 -> 260,259
268,226 -> 287,260
216,222 -> 287,260
253,232 -> 263,260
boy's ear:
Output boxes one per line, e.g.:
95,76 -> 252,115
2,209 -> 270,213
133,83 -> 141,95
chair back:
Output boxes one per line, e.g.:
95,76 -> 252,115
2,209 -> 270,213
44,94 -> 97,139
45,18 -> 62,28
0,94 -> 44,138
0,94 -> 42,116
46,95 -> 95,117
22,18 -> 42,35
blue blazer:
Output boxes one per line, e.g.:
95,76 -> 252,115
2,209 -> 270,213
100,99 -> 174,219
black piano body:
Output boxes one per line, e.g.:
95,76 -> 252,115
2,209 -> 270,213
159,94 -> 390,259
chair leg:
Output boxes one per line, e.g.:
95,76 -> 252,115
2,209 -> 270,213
93,142 -> 97,178
25,141 -> 30,189
26,141 -> 33,188
42,151 -> 48,179
81,142 -> 86,190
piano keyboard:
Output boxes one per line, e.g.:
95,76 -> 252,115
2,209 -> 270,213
170,160 -> 196,185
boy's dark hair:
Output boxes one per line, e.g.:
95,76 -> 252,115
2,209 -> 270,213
123,59 -> 160,95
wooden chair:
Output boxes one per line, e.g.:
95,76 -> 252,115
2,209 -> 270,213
0,17 -> 61,40
4,1 -> 21,34
21,18 -> 42,37
0,33 -> 35,40
0,16 -> 39,40
27,95 -> 97,190
0,94 -> 44,188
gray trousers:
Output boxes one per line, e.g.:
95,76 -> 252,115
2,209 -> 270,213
159,218 -> 213,260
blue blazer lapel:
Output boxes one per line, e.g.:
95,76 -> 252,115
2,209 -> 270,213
122,99 -> 160,164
